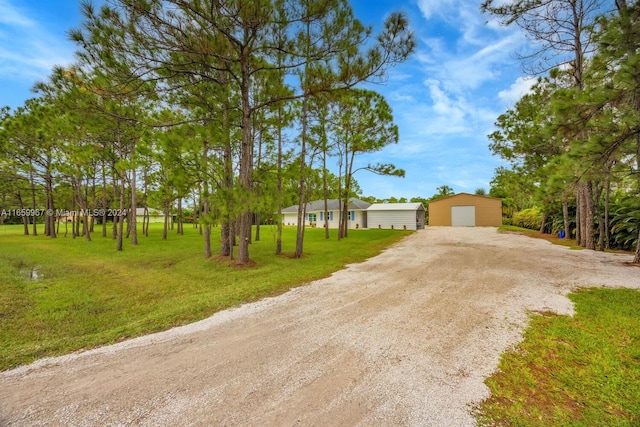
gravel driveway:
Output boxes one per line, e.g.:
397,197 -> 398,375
2,227 -> 639,426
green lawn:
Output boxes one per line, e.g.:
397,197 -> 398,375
475,288 -> 640,426
0,222 -> 410,371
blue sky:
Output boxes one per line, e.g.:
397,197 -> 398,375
0,0 -> 535,200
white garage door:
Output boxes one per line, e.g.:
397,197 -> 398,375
451,206 -> 475,226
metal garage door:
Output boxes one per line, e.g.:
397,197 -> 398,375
451,206 -> 475,226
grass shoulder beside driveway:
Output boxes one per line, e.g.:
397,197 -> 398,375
498,225 -> 585,250
484,225 -> 640,425
476,287 -> 640,426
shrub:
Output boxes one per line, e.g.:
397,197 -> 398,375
512,207 -> 543,231
610,196 -> 640,251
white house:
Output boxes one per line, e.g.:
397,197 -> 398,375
135,207 -> 170,224
281,198 -> 371,229
367,203 -> 426,230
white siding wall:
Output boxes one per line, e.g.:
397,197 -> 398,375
282,210 -> 363,229
368,210 -> 417,230
282,212 -> 299,226
353,211 -> 366,229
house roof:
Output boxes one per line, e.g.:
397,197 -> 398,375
428,192 -> 502,205
135,207 -> 165,216
282,198 -> 371,213
367,203 -> 425,211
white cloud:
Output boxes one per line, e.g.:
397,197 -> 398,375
416,0 -> 501,48
0,0 -> 75,82
426,79 -> 466,124
416,0 -> 457,20
413,14 -> 526,94
497,76 -> 537,105
457,5 -> 489,47
0,0 -> 36,27
439,31 -> 524,92
388,91 -> 416,103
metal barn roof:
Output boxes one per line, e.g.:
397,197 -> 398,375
367,203 -> 425,211
282,198 -> 371,213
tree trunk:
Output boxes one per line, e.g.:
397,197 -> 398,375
101,163 -> 107,238
45,153 -> 56,238
82,178 -> 91,242
237,46 -> 253,264
90,175 -> 96,233
342,200 -> 349,237
220,104 -> 233,257
604,165 -> 612,250
255,213 -> 260,242
337,155 -> 343,241
584,181 -> 595,250
131,163 -> 138,246
16,193 -> 29,235
29,164 -> 37,236
72,185 -> 79,239
342,151 -> 356,238
575,188 -> 581,245
633,229 -> 640,263
176,197 -> 183,235
594,186 -> 604,251
116,178 -> 125,251
143,207 -> 149,237
294,92 -> 309,259
323,195 -> 329,240
112,172 -> 118,240
539,212 -> 547,234
275,103 -> 284,254
162,201 -> 169,240
635,136 -> 640,262
202,141 -> 212,258
203,197 -> 211,259
228,219 -> 236,261
254,131 -> 262,243
220,143 -> 232,257
322,134 -> 330,239
562,197 -> 570,239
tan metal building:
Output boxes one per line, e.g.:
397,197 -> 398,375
428,193 -> 502,227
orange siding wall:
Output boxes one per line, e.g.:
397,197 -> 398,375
428,193 -> 502,226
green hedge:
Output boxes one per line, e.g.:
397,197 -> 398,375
512,207 -> 543,230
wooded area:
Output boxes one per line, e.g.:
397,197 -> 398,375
482,0 -> 640,262
0,0 -> 414,263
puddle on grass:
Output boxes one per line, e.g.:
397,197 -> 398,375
20,266 -> 43,281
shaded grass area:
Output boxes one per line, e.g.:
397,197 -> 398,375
0,223 -> 410,371
499,225 -> 585,250
475,288 -> 640,426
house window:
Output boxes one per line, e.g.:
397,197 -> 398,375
320,211 -> 323,221
307,213 -> 317,223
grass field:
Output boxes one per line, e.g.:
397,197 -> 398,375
0,222 -> 411,371
475,288 -> 640,426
